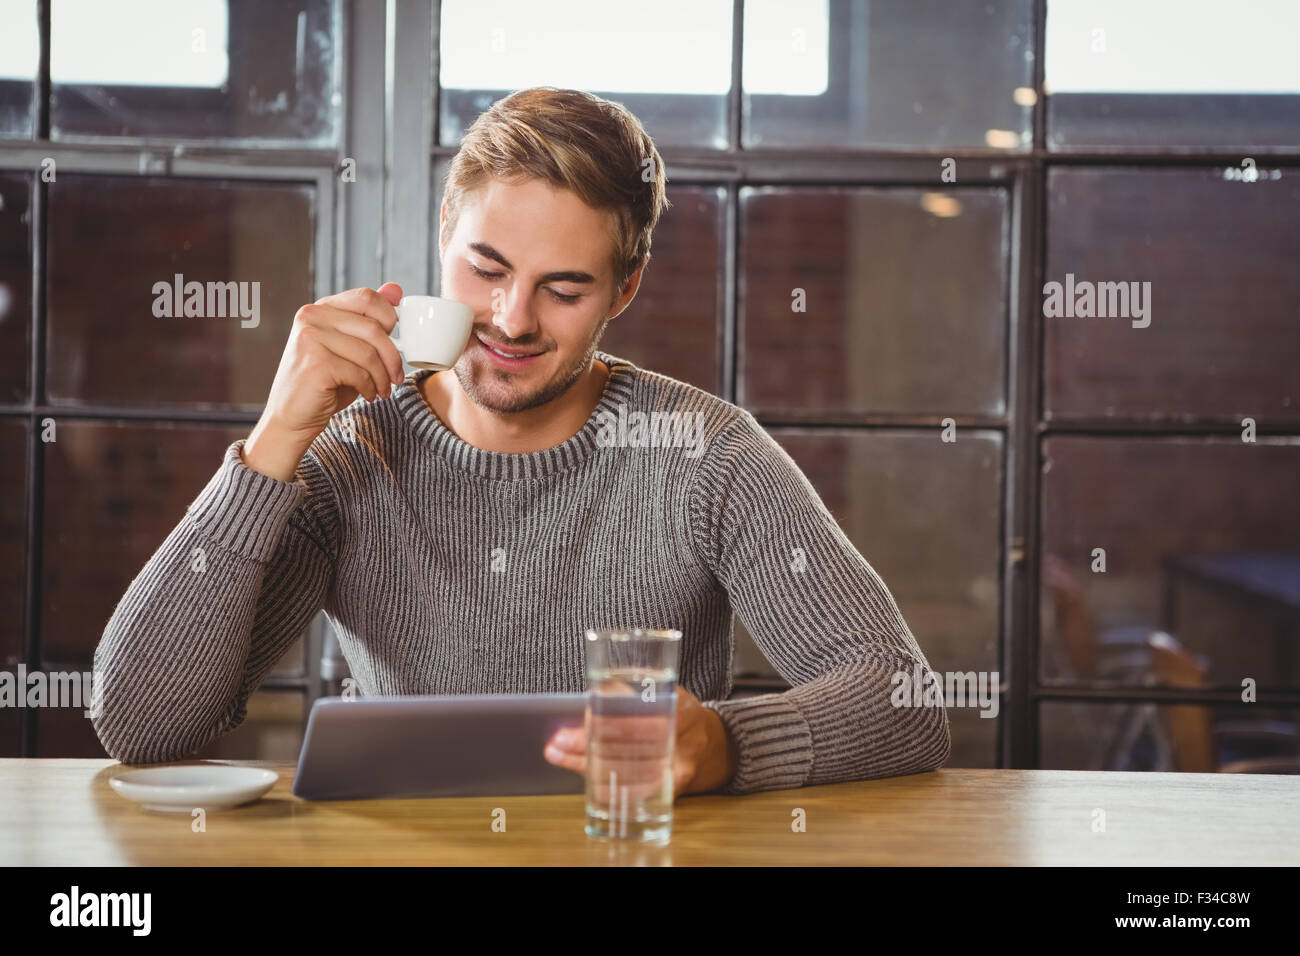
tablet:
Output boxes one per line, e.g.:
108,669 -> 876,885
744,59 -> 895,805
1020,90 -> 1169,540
291,693 -> 589,800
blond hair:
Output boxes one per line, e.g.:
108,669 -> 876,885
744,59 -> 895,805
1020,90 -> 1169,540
441,87 -> 670,298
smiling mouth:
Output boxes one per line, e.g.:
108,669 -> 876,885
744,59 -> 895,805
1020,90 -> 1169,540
476,333 -> 545,359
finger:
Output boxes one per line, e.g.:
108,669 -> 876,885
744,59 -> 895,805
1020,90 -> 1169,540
312,326 -> 395,400
544,743 -> 585,774
318,311 -> 405,386
673,764 -> 692,798
546,727 -> 586,756
598,679 -> 642,696
586,763 -> 660,787
296,303 -> 403,386
324,353 -> 381,403
587,744 -> 670,768
314,286 -> 399,334
587,714 -> 676,741
376,281 -> 403,306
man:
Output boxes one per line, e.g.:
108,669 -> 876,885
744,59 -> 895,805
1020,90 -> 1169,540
92,87 -> 950,796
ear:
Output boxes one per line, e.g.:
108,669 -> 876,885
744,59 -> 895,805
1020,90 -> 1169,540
606,257 -> 649,322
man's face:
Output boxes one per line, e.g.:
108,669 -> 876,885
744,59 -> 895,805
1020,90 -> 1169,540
438,177 -> 634,414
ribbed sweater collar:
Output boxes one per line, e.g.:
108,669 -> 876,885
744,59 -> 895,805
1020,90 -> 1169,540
393,350 -> 637,480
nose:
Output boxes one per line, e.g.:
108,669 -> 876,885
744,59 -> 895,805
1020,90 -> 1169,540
489,285 -> 540,341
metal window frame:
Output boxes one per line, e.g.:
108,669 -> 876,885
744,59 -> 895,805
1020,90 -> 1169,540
423,0 -> 1300,770
6,0 -> 1300,763
0,0 -> 358,756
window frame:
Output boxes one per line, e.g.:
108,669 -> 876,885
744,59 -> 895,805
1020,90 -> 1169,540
5,0 -> 1300,764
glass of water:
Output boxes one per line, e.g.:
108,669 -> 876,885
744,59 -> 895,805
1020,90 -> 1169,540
583,627 -> 682,845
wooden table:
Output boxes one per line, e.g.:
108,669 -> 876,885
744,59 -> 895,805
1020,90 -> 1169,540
3,759 -> 1297,865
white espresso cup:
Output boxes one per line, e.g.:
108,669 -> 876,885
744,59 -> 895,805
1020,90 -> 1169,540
392,296 -> 474,371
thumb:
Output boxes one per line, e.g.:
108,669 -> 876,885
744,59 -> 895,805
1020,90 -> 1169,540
377,281 -> 403,306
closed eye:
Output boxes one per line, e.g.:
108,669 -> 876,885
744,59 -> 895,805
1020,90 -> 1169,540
469,262 -> 581,305
470,261 -> 504,280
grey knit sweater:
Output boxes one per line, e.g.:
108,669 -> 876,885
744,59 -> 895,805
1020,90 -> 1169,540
92,351 -> 950,794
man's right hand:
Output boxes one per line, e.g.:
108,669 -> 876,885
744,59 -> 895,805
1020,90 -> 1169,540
243,283 -> 407,482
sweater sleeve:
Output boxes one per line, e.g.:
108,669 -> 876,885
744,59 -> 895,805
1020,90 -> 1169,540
91,437 -> 341,764
689,411 -> 951,795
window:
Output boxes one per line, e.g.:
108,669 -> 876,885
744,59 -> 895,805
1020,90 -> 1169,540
1041,437 -> 1300,689
744,0 -> 1035,150
594,186 -> 725,394
46,176 -> 316,410
0,174 -> 32,401
1045,0 -> 1300,149
439,0 -> 734,148
739,186 -> 1008,418
1,1 -> 340,757
0,0 -> 38,138
1044,166 -> 1300,422
734,428 -> 1003,767
51,0 -> 340,144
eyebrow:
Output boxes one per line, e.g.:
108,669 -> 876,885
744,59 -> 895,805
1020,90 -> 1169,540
468,242 -> 597,284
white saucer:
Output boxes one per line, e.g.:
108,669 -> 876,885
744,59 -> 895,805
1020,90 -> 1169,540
109,765 -> 279,813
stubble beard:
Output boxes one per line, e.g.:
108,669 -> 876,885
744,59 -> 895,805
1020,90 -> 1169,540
454,321 -> 608,414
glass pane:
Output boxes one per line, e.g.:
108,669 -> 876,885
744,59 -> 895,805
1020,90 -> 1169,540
0,419 -> 26,670
744,0 -> 1034,150
439,0 -> 731,149
597,186 -> 723,394
1040,702 -> 1300,772
740,186 -> 1007,418
0,0 -> 38,138
1046,0 -> 1300,149
1044,167 -> 1300,422
40,421 -> 248,670
734,428 -> 1003,768
51,0 -> 340,144
0,705 -> 16,756
33,706 -> 105,757
47,175 -> 315,409
31,694 -> 306,760
1040,437 -> 1300,690
193,688 -> 305,760
432,158 -> 448,293
0,173 -> 32,402
270,633 -> 306,677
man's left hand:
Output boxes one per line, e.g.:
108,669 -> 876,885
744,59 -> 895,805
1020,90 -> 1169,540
543,686 -> 738,799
